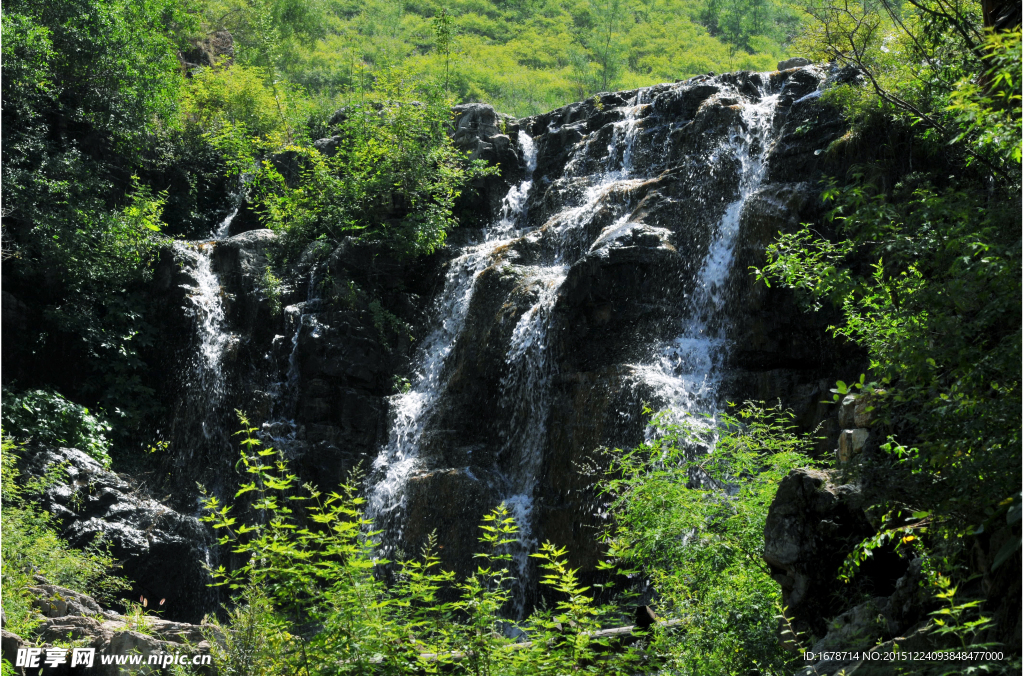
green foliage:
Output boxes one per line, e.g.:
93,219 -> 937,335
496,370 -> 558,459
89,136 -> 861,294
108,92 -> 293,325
179,63 -> 315,140
203,584 -> 293,676
0,434 -> 128,638
250,70 -> 497,259
945,30 -> 1022,170
601,402 -> 816,675
763,0 -> 1021,654
797,0 -> 1020,182
259,264 -> 285,315
2,389 -> 113,466
1,0 -> 199,437
201,413 -> 651,674
759,172 -> 1021,521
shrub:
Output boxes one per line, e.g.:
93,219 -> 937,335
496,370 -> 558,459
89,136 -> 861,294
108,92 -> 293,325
2,389 -> 113,466
601,402 -> 816,675
201,413 -> 644,675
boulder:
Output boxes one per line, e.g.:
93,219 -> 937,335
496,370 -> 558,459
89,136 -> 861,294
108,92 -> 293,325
28,584 -> 118,620
451,103 -> 525,219
838,428 -> 869,463
18,447 -> 216,624
763,468 -> 876,636
1,630 -> 28,676
213,229 -> 280,333
778,57 -> 812,70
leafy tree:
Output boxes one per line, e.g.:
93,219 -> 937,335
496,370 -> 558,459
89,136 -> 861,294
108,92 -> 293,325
1,389 -> 113,466
1,0 -> 200,435
601,402 -> 815,675
755,4 -> 1021,656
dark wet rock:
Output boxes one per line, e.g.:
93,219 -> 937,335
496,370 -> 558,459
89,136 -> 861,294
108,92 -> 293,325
227,198 -> 264,236
401,466 -> 500,572
213,229 -> 280,334
17,447 -> 215,624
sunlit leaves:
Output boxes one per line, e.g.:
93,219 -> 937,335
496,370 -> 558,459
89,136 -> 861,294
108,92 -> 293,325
600,402 -> 816,674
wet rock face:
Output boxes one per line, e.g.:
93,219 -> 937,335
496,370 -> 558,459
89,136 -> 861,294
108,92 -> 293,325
367,67 -> 856,585
18,447 -> 216,624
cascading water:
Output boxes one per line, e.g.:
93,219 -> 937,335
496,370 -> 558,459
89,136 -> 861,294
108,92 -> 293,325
172,209 -> 238,458
493,95 -> 652,607
365,94 -> 657,609
366,131 -> 539,537
637,89 -> 782,434
258,268 -> 325,454
360,68 -> 820,615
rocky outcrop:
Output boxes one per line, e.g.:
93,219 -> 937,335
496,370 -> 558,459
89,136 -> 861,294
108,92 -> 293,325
764,391 -> 1021,673
451,103 -> 527,220
18,447 -> 216,624
763,468 -> 881,636
146,68 -> 863,608
180,30 -> 234,70
1,583 -> 214,676
778,57 -> 812,70
212,229 -> 281,337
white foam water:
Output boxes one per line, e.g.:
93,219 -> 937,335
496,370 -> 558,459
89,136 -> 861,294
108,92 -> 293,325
638,88 -> 781,437
174,209 -> 239,442
366,132 -> 539,530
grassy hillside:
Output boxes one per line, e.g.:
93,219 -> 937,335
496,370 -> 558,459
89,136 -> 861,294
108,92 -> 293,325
203,0 -> 804,115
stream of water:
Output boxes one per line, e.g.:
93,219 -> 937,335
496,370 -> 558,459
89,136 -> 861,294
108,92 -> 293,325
172,210 -> 237,458
635,88 -> 781,437
364,78 -> 787,613
365,132 -> 540,533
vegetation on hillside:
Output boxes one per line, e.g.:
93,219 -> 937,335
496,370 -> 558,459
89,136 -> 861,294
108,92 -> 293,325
200,0 -> 805,116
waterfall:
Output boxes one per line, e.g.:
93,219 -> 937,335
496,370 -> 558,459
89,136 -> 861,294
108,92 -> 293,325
366,131 -> 539,535
172,209 -> 237,459
637,88 -> 780,435
493,94 -> 651,609
356,70 -> 815,615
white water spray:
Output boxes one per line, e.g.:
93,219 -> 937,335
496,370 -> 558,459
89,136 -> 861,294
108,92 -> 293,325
637,89 -> 781,434
366,132 -> 540,530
